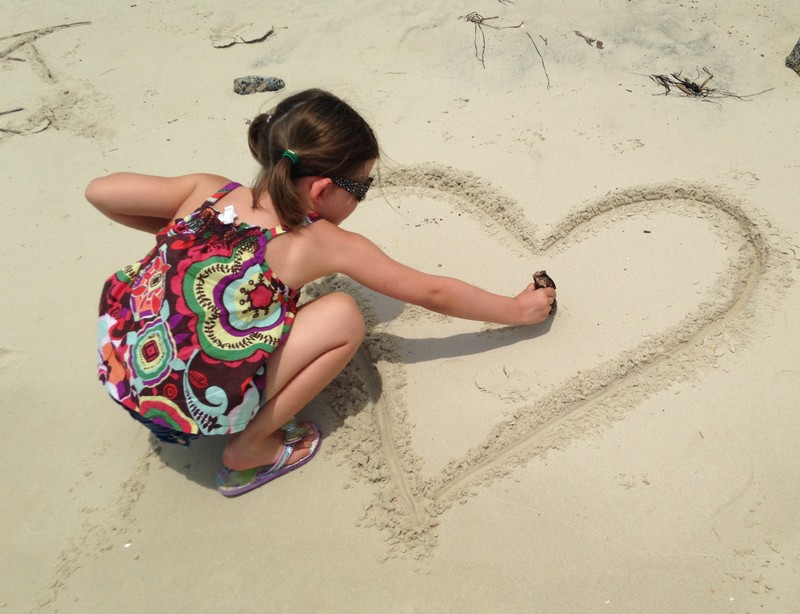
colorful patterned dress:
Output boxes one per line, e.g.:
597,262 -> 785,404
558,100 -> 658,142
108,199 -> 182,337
97,182 -> 317,439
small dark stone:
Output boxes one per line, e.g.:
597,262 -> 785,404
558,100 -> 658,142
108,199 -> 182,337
233,76 -> 285,95
532,270 -> 557,315
532,270 -> 556,290
786,38 -> 800,76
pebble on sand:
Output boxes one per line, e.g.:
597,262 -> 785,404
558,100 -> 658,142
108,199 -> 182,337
233,76 -> 286,95
786,38 -> 800,76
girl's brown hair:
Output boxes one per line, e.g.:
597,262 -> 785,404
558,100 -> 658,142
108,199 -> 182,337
248,89 -> 379,227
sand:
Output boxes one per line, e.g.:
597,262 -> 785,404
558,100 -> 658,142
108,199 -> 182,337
2,1 -> 799,611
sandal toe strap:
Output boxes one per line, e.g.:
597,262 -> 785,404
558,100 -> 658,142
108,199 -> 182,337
270,441 -> 295,473
281,420 -> 308,445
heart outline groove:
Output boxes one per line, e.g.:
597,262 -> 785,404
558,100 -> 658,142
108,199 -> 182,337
320,164 -> 793,559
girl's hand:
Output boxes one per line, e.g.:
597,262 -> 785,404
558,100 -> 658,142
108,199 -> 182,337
513,283 -> 556,324
305,224 -> 558,326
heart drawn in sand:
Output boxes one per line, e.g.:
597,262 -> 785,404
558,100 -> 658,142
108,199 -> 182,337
320,164 -> 789,558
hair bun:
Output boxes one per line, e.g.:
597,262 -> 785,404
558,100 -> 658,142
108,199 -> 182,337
247,113 -> 273,165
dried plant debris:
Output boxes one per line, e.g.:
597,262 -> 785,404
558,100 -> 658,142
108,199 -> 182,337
786,38 -> 800,76
650,68 -> 714,97
212,25 -> 274,49
574,30 -> 604,49
525,32 -> 551,89
461,12 -> 523,68
460,12 -> 551,87
648,68 -> 774,101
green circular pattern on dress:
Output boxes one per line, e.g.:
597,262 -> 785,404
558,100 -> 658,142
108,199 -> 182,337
131,319 -> 176,387
183,249 -> 287,361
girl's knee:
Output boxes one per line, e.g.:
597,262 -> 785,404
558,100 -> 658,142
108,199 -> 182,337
334,292 -> 366,339
325,292 -> 365,342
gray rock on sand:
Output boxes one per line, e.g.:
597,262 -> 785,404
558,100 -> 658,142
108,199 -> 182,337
786,38 -> 800,76
233,76 -> 285,95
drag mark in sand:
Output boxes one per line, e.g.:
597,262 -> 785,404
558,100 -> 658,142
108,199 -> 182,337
34,446 -> 153,611
353,346 -> 422,526
335,164 -> 792,558
0,21 -> 99,140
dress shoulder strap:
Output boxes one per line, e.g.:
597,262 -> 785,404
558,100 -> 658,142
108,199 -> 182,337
204,182 -> 242,205
264,212 -> 321,241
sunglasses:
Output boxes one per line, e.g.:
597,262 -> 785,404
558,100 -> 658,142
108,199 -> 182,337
330,175 -> 374,202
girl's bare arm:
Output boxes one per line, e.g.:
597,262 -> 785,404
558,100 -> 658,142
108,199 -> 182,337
313,225 -> 555,326
85,173 -> 223,233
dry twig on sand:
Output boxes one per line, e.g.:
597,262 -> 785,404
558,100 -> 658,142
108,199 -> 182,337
524,31 -> 550,89
212,27 -> 275,49
461,12 -> 523,68
460,12 -> 550,87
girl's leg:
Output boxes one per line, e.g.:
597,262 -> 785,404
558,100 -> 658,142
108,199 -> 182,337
222,292 -> 365,470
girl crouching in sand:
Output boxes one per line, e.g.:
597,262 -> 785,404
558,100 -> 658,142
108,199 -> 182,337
87,89 -> 556,497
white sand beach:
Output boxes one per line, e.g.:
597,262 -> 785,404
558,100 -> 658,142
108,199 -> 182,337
2,1 -> 799,611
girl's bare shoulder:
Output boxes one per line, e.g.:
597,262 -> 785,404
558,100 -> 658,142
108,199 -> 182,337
173,173 -> 239,218
274,219 -> 369,284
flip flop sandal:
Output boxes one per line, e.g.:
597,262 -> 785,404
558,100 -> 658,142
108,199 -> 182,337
216,420 -> 321,497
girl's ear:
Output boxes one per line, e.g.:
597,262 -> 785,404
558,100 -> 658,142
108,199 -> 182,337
308,177 -> 333,209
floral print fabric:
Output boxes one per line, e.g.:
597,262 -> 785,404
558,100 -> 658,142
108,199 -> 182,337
97,182 -> 314,435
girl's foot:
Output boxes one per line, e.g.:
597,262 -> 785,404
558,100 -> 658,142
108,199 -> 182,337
222,421 -> 317,471
216,421 -> 321,497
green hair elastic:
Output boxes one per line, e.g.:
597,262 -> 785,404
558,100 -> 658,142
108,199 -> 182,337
282,149 -> 299,165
